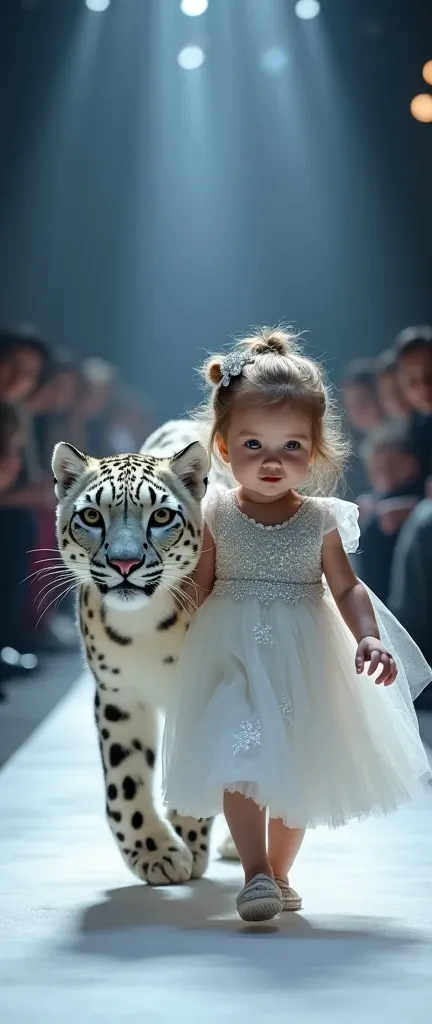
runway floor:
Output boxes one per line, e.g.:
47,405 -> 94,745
1,671 -> 432,1023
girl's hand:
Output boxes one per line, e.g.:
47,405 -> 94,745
355,637 -> 397,686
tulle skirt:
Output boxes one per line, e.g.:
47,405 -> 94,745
162,591 -> 431,829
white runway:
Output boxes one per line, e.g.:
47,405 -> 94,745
1,672 -> 432,1023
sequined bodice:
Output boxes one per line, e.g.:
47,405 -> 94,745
211,491 -> 326,604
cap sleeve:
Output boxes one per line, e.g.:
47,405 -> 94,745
203,484 -> 222,538
323,498 -> 360,554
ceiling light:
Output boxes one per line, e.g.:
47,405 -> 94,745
85,0 -> 110,12
422,61 -> 432,87
177,46 -> 206,70
294,1 -> 321,20
410,94 -> 432,123
180,0 -> 208,16
259,47 -> 289,76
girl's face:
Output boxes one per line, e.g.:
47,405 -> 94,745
217,399 -> 313,500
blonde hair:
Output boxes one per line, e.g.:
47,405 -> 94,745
196,327 -> 349,495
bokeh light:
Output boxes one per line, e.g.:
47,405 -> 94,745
294,0 -> 321,20
85,0 -> 111,11
410,94 -> 432,123
177,45 -> 206,70
422,61 -> 432,87
180,0 -> 208,15
259,47 -> 289,77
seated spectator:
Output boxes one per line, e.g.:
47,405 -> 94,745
394,325 -> 432,482
359,421 -> 424,512
341,358 -> 384,498
0,327 -> 59,675
0,327 -> 54,508
341,359 -> 383,434
0,325 -> 51,406
388,499 -> 432,702
375,350 -> 411,422
395,324 -> 432,415
0,402 -> 38,690
68,357 -> 118,456
355,422 -> 424,602
27,352 -> 80,468
0,402 -> 22,497
0,343 -> 19,400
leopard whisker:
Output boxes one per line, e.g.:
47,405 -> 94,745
26,547 -> 62,555
21,566 -> 75,586
36,581 -> 81,628
35,576 -> 78,612
35,573 -> 77,604
164,582 -> 196,614
33,556 -> 66,565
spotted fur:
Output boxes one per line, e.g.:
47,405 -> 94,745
53,438 -> 219,884
141,420 -> 236,488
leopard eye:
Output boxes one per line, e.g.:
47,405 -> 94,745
79,507 -> 103,528
151,508 -> 176,527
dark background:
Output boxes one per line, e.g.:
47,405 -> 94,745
0,0 -> 431,423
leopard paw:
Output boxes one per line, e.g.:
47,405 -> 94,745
123,824 -> 193,885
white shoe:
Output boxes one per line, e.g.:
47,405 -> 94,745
275,876 -> 302,911
236,874 -> 282,922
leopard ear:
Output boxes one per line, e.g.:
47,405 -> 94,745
52,442 -> 89,499
169,441 -> 209,501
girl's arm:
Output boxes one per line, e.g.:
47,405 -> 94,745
182,523 -> 216,612
322,528 -> 397,685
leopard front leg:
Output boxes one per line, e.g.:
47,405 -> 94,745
95,688 -> 193,885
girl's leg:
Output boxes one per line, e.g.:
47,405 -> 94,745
223,790 -> 271,882
268,817 -> 306,880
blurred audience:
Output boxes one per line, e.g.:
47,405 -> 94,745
388,499 -> 432,666
341,358 -> 384,498
394,326 -> 432,483
342,358 -> 383,435
0,324 -> 153,700
342,325 -> 432,705
375,350 -> 411,422
356,422 -> 424,602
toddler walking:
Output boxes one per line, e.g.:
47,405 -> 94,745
163,330 -> 431,922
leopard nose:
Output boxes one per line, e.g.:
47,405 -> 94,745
109,558 -> 142,577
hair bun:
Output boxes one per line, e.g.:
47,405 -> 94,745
247,329 -> 297,358
205,358 -> 224,386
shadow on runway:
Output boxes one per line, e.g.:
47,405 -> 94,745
64,877 -> 426,991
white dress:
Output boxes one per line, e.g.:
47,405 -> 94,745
162,489 -> 431,829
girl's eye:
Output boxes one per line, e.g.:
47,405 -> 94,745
151,508 -> 176,527
245,440 -> 261,449
79,508 -> 103,527
284,441 -> 301,451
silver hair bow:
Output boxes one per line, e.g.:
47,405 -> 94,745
220,350 -> 255,388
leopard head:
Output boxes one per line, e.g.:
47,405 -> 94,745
52,441 -> 208,612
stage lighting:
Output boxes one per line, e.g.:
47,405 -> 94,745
259,47 -> 289,76
294,1 -> 321,20
177,45 -> 206,70
410,94 -> 432,123
180,0 -> 208,16
85,0 -> 110,12
422,61 -> 432,87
